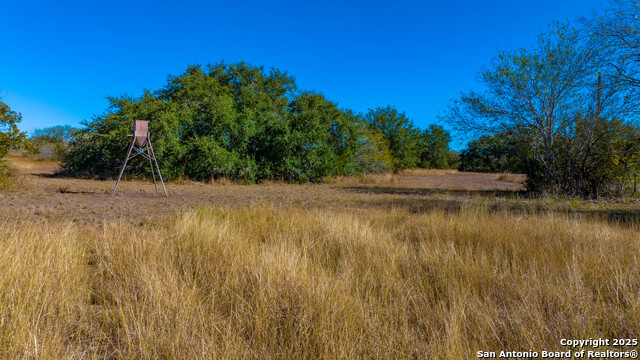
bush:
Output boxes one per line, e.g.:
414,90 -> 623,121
0,99 -> 26,159
30,125 -> 77,160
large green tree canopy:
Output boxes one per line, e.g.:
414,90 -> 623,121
62,62 -> 454,182
364,106 -> 420,172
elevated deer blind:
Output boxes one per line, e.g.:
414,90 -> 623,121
111,120 -> 168,197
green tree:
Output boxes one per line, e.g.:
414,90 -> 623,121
354,125 -> 393,174
364,106 -> 419,172
458,133 -> 529,173
30,125 -> 77,159
62,63 -> 367,183
446,23 -> 604,193
0,98 -> 26,158
418,125 -> 452,169
555,114 -> 640,197
285,92 -> 361,182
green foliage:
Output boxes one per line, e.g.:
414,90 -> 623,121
0,98 -> 28,189
364,106 -> 420,172
62,63 -> 456,182
0,99 -> 26,158
460,117 -> 640,197
353,125 -> 393,173
32,125 -> 77,143
418,125 -> 453,169
448,23 -> 592,180
459,134 -> 528,173
62,63 -> 373,182
30,125 -> 77,159
447,19 -> 640,197
458,133 -> 544,191
554,115 -> 640,197
285,92 -> 360,181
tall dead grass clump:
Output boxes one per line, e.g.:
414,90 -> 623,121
399,168 -> 458,176
0,162 -> 13,190
329,172 -> 400,185
207,176 -> 234,185
497,173 -> 525,183
1,206 -> 638,358
0,221 -> 89,358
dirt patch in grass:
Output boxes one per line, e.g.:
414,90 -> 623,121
399,170 -> 524,190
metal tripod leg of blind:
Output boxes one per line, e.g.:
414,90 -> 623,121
146,145 -> 158,194
111,137 -> 136,197
148,139 -> 167,197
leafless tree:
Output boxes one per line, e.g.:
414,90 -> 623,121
585,0 -> 640,88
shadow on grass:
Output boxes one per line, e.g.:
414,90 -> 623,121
58,187 -> 102,194
344,185 -> 523,198
343,186 -> 640,227
36,172 -> 113,180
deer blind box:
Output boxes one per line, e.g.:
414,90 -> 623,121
111,120 -> 168,197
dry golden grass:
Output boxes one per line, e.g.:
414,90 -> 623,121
497,173 -> 526,184
0,156 -> 526,225
399,168 -> 459,176
1,205 -> 638,359
4,153 -> 58,174
329,172 -> 401,185
328,169 -> 461,186
0,163 -> 14,190
2,156 -> 639,358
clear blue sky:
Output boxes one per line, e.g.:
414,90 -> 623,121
1,0 -> 605,136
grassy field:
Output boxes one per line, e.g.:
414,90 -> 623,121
1,156 -> 639,359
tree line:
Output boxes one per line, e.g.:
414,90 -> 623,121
58,63 -> 455,183
449,0 -> 640,198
